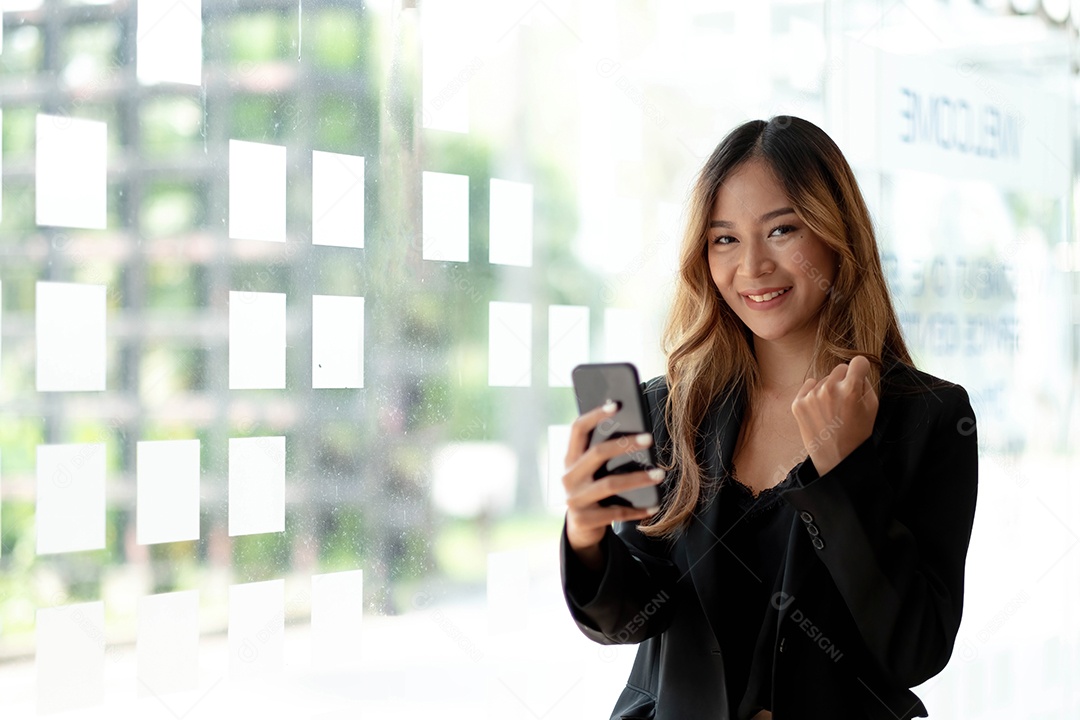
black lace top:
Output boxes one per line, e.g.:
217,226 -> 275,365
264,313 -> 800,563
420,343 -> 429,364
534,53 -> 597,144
714,464 -> 798,719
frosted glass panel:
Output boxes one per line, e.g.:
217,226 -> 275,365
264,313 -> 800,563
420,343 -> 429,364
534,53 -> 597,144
431,442 -> 517,518
312,151 -> 365,249
311,295 -> 364,389
422,171 -> 469,262
548,305 -> 589,387
36,281 -> 106,392
488,301 -> 531,387
228,436 -> 285,537
489,178 -> 533,267
36,443 -> 106,555
229,579 -> 284,678
603,307 -> 645,370
35,114 -> 107,229
36,602 -> 104,714
136,0 -> 202,86
137,590 -> 199,696
229,139 -> 286,243
311,570 -> 363,669
228,291 -> 286,390
487,549 -> 529,635
136,439 -> 200,545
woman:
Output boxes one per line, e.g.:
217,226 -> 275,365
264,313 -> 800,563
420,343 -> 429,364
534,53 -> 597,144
560,116 -> 979,719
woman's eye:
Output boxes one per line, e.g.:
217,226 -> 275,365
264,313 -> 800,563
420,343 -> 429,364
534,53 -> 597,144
712,235 -> 737,246
769,225 -> 797,238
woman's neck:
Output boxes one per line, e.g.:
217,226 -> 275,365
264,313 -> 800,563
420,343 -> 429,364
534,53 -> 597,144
751,331 -> 817,401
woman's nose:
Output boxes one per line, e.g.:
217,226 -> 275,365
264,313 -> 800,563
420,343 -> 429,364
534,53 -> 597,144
739,240 -> 775,276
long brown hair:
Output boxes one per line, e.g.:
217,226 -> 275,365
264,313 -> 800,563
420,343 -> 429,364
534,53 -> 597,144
640,116 -> 913,538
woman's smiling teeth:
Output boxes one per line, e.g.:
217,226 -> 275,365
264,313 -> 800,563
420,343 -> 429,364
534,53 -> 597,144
747,287 -> 791,303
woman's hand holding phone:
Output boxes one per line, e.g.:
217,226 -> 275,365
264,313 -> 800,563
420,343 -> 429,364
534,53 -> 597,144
562,402 -> 664,572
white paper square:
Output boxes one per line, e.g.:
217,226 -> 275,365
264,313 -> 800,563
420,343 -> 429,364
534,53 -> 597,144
136,0 -> 202,86
136,439 -> 200,545
0,111 -> 4,223
36,281 -> 106,392
422,171 -> 469,262
489,179 -> 533,267
488,301 -> 531,387
35,114 -> 107,229
229,140 -> 286,243
229,291 -> 286,390
229,579 -> 284,678
36,443 -> 106,555
228,436 -> 285,536
137,590 -> 199,696
311,570 -> 363,669
420,2 -> 469,133
488,550 -> 529,635
546,425 -> 571,513
36,602 -> 105,714
548,305 -> 589,387
312,151 -> 365,249
312,295 -> 364,389
603,308 -> 645,370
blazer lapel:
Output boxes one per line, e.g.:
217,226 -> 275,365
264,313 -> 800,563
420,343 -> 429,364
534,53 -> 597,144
682,384 -> 746,647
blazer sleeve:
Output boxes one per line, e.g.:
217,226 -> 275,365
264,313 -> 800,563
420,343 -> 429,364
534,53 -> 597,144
559,378 -> 682,645
780,382 -> 979,687
560,520 -> 680,644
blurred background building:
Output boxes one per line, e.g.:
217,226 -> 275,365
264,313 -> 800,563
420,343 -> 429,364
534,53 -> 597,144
0,0 -> 1078,717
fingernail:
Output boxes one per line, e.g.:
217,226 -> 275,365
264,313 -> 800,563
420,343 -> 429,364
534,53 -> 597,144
601,400 -> 618,413
645,506 -> 660,515
648,468 -> 665,482
635,433 -> 652,446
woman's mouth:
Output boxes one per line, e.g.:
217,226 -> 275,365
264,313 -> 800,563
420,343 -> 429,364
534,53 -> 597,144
745,287 -> 791,303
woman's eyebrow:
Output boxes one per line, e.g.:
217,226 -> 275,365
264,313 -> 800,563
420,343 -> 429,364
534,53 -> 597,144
709,207 -> 796,229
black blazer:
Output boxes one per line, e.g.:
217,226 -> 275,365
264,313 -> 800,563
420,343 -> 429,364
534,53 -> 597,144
560,361 -> 979,719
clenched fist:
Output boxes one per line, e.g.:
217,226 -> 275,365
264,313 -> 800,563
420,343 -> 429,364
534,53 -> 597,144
791,355 -> 879,476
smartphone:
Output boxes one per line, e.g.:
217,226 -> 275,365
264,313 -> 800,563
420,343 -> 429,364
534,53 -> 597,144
571,362 -> 660,509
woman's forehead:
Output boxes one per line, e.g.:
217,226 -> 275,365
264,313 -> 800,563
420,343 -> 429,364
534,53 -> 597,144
710,160 -> 789,218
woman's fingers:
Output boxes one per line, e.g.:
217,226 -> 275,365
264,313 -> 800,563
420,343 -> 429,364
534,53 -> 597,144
794,376 -> 819,404
840,355 -> 870,394
566,501 -> 658,553
563,404 -> 661,555
562,430 -> 654,493
564,400 -> 620,468
565,467 -> 665,509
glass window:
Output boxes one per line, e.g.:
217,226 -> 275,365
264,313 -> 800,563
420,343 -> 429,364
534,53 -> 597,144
0,1 -> 1077,717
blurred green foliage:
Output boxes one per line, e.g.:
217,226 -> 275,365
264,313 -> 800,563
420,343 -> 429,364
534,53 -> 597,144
0,1 -> 600,653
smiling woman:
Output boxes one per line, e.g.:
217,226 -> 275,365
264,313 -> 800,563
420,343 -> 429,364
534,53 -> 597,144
559,116 -> 979,719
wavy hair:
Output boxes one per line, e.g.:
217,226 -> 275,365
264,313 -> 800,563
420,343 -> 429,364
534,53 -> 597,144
640,116 -> 913,538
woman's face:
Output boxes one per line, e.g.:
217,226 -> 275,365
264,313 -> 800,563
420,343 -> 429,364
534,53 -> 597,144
707,158 -> 839,345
